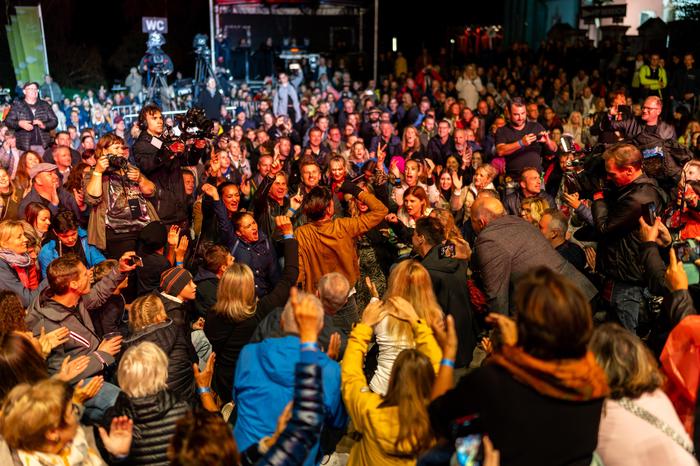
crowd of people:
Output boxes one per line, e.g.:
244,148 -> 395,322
0,35 -> 699,465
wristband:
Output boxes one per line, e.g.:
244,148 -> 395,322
92,171 -> 102,176
175,261 -> 184,266
517,140 -> 524,149
287,207 -> 297,214
196,386 -> 212,395
301,342 -> 319,352
282,234 -> 294,240
440,358 -> 455,368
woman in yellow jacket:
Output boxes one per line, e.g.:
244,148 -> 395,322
341,297 -> 443,466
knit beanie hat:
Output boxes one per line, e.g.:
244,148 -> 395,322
160,267 -> 193,297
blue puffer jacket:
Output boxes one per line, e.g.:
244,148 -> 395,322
38,228 -> 106,278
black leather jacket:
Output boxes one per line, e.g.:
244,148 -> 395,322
593,175 -> 667,284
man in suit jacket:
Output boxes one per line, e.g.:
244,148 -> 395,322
471,196 -> 598,315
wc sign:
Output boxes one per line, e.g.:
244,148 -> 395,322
142,17 -> 168,34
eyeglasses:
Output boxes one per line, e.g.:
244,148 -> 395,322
642,106 -> 659,111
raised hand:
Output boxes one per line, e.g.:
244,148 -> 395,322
275,216 -> 293,236
39,326 -> 70,356
167,225 -> 181,249
73,376 -> 104,404
365,276 -> 379,299
485,313 -> 518,346
175,235 -> 189,263
386,296 -> 419,323
290,287 -> 320,343
240,176 -> 251,197
98,335 -> 123,356
98,416 -> 134,459
431,315 -> 458,361
326,332 -> 342,360
451,170 -> 463,191
360,299 -> 387,327
667,248 -> 689,291
56,355 -> 90,382
200,183 -> 220,201
193,352 -> 216,389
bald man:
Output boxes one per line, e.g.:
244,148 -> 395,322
471,197 -> 597,315
606,95 -> 676,140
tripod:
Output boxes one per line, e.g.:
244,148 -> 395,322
194,51 -> 218,100
145,71 -> 170,108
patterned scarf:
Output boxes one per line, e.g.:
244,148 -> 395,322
490,344 -> 609,401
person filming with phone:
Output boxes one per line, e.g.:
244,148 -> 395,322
26,251 -> 140,421
495,98 -> 557,177
604,95 -> 676,140
592,143 -> 667,333
85,133 -> 158,259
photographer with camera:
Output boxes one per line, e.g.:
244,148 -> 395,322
592,143 -> 667,333
133,104 -> 204,230
85,133 -> 157,259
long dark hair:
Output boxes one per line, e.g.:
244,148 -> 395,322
0,332 -> 49,400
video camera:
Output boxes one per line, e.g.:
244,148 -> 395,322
559,135 -> 607,197
161,107 -> 214,158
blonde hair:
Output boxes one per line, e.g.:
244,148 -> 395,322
118,341 -> 168,398
521,197 -> 550,225
475,163 -> 497,183
129,294 -> 167,332
0,220 -> 24,249
211,263 -> 256,322
0,379 -> 73,451
384,260 -> 444,341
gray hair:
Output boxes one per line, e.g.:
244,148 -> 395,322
543,208 -> 568,236
281,291 -> 324,334
317,273 -> 350,313
118,342 -> 168,398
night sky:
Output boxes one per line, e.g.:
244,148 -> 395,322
0,0 -> 505,90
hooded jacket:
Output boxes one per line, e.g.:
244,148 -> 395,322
193,266 -> 219,318
121,319 -> 197,403
233,335 -> 347,466
420,245 -> 478,368
25,266 -> 126,383
38,227 -> 106,278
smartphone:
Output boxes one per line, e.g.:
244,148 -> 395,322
452,415 -> 483,466
672,240 -> 700,285
617,104 -> 631,116
127,255 -> 143,267
642,202 -> 657,226
289,63 -> 300,71
438,242 -> 456,259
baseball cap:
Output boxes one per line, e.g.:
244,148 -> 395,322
29,163 -> 57,179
